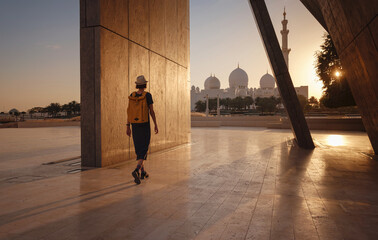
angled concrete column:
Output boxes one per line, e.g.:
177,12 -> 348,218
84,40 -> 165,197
299,0 -> 328,31
301,0 -> 378,154
248,0 -> 315,149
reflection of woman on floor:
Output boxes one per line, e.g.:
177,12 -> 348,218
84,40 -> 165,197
127,75 -> 159,184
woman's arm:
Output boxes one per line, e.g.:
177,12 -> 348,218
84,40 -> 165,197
126,120 -> 131,136
149,104 -> 158,134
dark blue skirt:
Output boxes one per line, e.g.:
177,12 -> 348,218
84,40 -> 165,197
131,122 -> 151,160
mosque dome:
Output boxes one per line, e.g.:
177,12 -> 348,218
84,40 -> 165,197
9,108 -> 19,114
204,75 -> 221,90
260,73 -> 275,89
229,65 -> 248,89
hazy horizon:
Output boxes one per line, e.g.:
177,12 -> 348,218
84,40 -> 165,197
0,0 -> 325,112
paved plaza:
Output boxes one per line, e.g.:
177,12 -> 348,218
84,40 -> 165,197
0,127 -> 377,239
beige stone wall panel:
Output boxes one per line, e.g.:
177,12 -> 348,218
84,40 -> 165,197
369,17 -> 378,48
165,61 -> 178,148
353,28 -> 378,95
80,0 -> 190,166
129,42 -> 150,159
177,0 -> 189,67
314,0 -> 378,153
100,0 -> 129,38
100,29 -> 130,167
84,0 -> 100,27
317,0 -> 353,52
129,0 -> 149,47
149,0 -> 166,55
80,0 -> 86,27
165,0 -> 178,62
177,66 -> 190,144
149,53 -> 167,152
339,0 -> 377,38
94,28 -> 102,167
339,31 -> 378,152
80,27 -> 98,167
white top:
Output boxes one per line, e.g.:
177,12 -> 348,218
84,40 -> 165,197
260,73 -> 275,89
229,67 -> 248,88
204,75 -> 221,90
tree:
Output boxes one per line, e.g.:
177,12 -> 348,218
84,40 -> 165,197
305,96 -> 320,111
28,108 -> 36,118
208,98 -> 217,111
194,100 -> 206,112
315,33 -> 355,108
233,97 -> 244,110
45,103 -> 61,117
73,101 -> 80,115
297,95 -> 308,110
244,96 -> 254,109
255,97 -> 279,114
28,107 -> 44,118
223,98 -> 231,110
68,100 -> 80,115
62,104 -> 71,116
308,96 -> 319,106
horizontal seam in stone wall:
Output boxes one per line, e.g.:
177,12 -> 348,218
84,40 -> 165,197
81,25 -> 188,70
339,14 -> 377,55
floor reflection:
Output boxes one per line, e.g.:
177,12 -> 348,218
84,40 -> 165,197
326,134 -> 344,146
1,127 -> 376,239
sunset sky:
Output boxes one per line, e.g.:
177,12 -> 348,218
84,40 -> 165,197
0,0 -> 326,112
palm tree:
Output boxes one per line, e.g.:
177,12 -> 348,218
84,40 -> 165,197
45,103 -> 61,117
195,100 -> 206,112
234,97 -> 244,110
224,98 -> 231,110
69,101 -> 80,115
255,97 -> 278,114
62,104 -> 71,116
28,109 -> 35,118
244,96 -> 254,109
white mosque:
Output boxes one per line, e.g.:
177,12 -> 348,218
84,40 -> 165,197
190,9 -> 308,111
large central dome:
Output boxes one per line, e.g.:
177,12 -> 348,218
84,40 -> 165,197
229,66 -> 248,89
204,75 -> 221,90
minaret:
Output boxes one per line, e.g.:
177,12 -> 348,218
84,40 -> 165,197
280,8 -> 291,69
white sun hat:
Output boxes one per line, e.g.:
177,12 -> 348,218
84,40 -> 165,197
135,75 -> 148,85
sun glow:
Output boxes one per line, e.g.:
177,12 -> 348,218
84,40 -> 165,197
326,135 -> 345,146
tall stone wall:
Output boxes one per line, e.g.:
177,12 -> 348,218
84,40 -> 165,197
80,0 -> 190,167
301,0 -> 378,154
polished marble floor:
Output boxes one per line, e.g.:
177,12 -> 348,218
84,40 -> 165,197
0,127 -> 377,240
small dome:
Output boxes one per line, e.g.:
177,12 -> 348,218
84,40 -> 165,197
191,85 -> 195,91
260,73 -> 275,89
229,66 -> 248,88
204,75 -> 221,90
9,108 -> 19,113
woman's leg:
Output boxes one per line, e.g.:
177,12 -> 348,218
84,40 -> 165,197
140,160 -> 149,179
132,159 -> 144,184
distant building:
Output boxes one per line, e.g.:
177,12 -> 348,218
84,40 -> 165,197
190,65 -> 252,110
190,8 -> 308,111
8,109 -> 20,115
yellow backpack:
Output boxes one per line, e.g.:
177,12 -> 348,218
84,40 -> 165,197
127,92 -> 149,123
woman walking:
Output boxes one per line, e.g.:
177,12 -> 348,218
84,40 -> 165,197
127,75 -> 158,184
